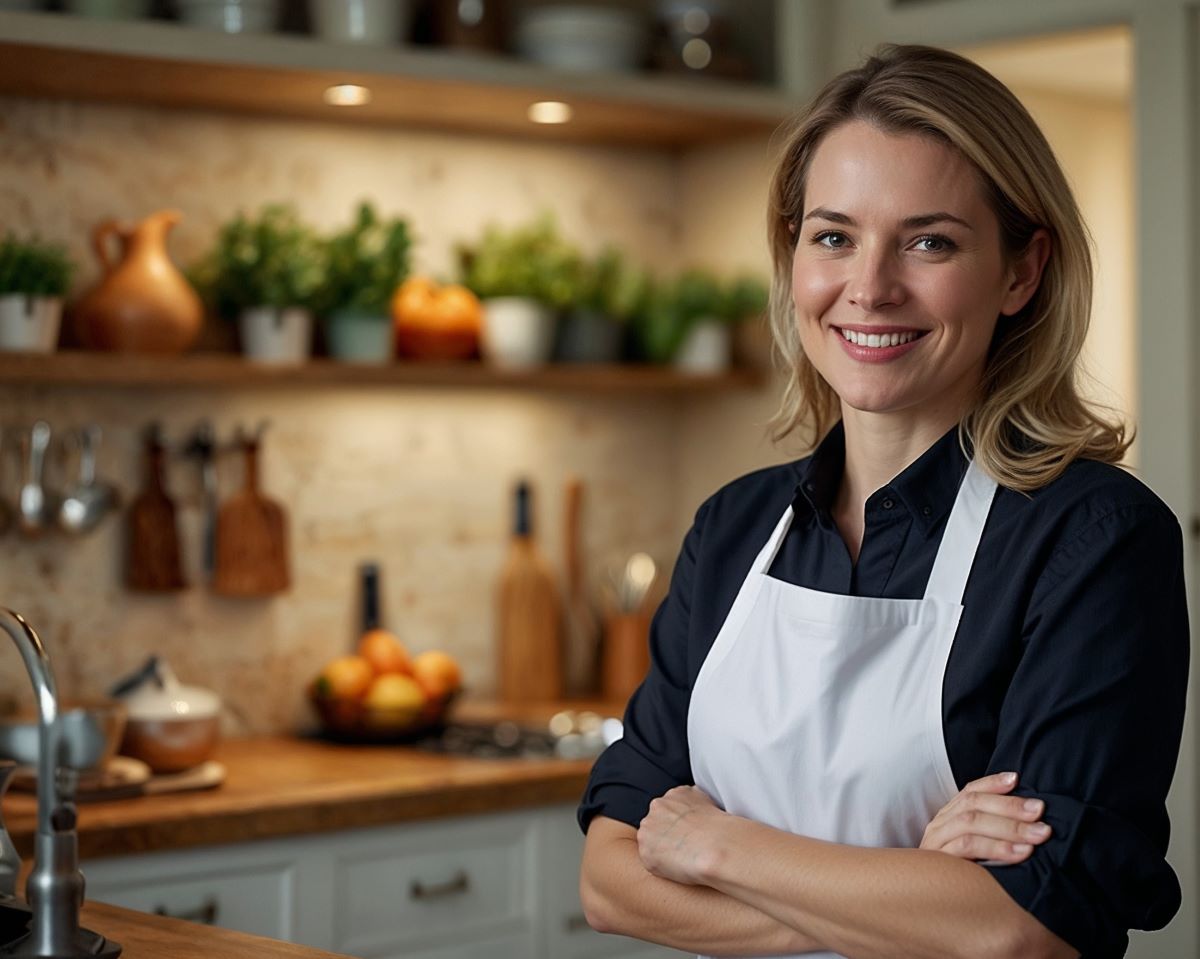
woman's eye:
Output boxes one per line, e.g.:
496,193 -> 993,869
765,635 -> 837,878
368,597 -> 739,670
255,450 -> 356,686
812,231 -> 849,250
913,234 -> 955,253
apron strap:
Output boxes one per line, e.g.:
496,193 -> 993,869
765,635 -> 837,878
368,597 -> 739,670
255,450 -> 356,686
923,459 -> 998,605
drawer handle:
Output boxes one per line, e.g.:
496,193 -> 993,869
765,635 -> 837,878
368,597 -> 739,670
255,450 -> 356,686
409,870 -> 470,901
566,912 -> 591,933
153,897 -> 219,925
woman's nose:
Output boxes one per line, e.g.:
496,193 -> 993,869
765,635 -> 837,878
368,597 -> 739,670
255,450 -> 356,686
847,249 -> 906,312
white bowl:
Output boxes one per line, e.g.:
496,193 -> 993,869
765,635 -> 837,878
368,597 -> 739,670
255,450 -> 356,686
515,5 -> 647,72
176,0 -> 278,33
308,0 -> 415,45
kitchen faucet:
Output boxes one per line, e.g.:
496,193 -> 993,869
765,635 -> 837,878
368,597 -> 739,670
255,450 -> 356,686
0,608 -> 119,958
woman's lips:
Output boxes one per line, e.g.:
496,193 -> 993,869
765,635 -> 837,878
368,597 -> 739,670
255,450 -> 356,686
833,326 -> 929,363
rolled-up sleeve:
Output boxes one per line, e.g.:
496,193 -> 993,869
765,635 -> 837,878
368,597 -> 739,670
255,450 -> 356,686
576,499 -> 709,834
982,503 -> 1189,957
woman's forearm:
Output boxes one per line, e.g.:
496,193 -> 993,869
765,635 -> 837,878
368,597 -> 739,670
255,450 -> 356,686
702,817 -> 1078,959
581,817 -> 823,956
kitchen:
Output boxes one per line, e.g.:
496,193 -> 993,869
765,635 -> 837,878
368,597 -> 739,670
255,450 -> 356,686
0,1 -> 1196,958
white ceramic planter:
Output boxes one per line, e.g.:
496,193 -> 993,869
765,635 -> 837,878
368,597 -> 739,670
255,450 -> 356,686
515,5 -> 647,72
176,0 -> 277,33
238,306 -> 313,365
308,0 -> 414,44
481,297 -> 556,369
673,318 -> 731,374
0,294 -> 62,354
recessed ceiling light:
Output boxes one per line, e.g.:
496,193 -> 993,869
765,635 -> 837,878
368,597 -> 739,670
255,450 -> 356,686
324,84 -> 372,107
528,100 -> 573,124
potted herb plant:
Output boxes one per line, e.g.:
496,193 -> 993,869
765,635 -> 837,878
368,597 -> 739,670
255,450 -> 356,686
190,204 -> 324,365
555,246 -> 648,364
458,213 -> 582,369
673,271 -> 769,373
317,201 -> 412,364
0,232 -> 73,354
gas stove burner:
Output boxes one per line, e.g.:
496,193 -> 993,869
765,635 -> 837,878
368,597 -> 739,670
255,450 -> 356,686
418,718 -> 611,760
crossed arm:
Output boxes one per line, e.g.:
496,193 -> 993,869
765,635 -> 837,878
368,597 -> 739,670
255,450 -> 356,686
581,785 -> 1079,959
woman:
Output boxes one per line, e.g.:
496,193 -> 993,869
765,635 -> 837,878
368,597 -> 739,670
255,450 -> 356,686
577,44 -> 1188,959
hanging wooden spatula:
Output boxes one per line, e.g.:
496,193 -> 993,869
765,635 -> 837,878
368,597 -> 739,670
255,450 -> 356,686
213,426 -> 290,597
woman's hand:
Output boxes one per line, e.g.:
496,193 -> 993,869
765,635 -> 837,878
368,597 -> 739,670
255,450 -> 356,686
637,785 -> 732,886
921,771 -> 1052,864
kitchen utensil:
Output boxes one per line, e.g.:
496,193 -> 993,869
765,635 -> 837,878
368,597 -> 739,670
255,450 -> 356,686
0,700 -> 127,773
17,420 -> 56,539
213,426 -> 290,596
0,431 -> 13,536
59,424 -> 120,535
621,551 -> 658,613
127,423 -> 186,591
72,209 -> 204,354
563,477 -> 601,695
497,479 -> 563,703
183,420 -> 218,579
0,761 -> 18,899
109,656 -> 222,773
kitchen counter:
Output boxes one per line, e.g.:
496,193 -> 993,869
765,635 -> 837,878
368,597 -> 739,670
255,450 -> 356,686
2,699 -> 615,861
79,901 -> 349,958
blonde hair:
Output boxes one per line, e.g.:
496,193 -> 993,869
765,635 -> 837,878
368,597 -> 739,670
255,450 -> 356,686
766,43 -> 1131,491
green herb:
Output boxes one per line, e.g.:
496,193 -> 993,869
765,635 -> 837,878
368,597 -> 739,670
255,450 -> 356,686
0,233 -> 73,297
317,201 -> 413,317
629,269 -> 770,363
190,204 -> 324,317
457,213 -> 583,308
576,246 -> 650,323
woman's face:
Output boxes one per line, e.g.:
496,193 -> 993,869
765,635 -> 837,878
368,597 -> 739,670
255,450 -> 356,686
792,120 -> 1039,426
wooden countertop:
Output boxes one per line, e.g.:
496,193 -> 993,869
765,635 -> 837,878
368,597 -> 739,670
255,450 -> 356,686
80,901 -> 349,959
2,699 -> 616,861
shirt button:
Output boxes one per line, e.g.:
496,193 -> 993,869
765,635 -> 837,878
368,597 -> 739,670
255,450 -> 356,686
882,498 -> 895,510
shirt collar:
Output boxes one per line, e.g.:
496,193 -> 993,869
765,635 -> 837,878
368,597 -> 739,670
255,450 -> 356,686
792,420 -> 972,535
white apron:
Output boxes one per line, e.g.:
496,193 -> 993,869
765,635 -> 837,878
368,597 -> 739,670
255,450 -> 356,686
686,459 -> 997,959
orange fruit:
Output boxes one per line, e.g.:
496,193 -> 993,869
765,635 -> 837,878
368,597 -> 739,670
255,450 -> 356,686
312,655 -> 374,700
391,277 -> 437,326
430,286 -> 483,332
411,650 -> 463,698
366,673 -> 426,710
357,629 -> 411,676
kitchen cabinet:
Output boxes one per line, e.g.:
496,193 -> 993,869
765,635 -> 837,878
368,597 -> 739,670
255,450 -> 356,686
81,803 -> 687,959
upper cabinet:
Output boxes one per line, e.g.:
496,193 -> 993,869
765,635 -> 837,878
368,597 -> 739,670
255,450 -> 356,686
0,1 -> 801,147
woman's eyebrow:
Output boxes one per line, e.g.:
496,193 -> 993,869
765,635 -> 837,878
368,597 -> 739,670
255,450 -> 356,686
802,207 -> 975,231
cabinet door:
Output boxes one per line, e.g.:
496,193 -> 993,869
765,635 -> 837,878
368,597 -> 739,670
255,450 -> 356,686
541,805 -> 690,959
377,930 -> 536,959
322,809 -> 538,958
83,843 -> 299,941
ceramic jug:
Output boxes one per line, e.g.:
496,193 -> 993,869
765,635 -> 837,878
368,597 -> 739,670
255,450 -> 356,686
73,209 -> 203,354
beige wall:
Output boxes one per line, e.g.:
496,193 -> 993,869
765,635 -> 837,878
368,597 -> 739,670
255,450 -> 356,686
0,95 -> 775,732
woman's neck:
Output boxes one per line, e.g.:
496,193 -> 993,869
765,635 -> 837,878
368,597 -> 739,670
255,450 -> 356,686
832,405 -> 966,564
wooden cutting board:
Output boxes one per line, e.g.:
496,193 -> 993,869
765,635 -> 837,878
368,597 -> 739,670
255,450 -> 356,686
126,425 -> 185,592
497,480 -> 563,702
213,433 -> 290,597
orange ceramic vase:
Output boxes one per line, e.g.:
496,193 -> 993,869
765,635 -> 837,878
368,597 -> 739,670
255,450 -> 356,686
73,210 -> 203,354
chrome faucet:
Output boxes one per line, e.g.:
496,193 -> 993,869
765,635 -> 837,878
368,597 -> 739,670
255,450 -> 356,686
0,608 -> 120,959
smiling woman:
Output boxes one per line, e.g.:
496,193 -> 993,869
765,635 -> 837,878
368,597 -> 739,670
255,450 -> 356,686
577,43 -> 1188,959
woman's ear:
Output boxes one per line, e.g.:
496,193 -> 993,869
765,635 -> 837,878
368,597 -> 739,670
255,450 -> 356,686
1000,228 -> 1051,317
787,220 -> 798,236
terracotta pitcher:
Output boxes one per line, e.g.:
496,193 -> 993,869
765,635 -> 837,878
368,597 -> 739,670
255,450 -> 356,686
73,210 -> 203,354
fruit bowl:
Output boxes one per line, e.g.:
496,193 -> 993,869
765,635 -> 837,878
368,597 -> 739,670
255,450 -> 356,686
308,686 -> 462,744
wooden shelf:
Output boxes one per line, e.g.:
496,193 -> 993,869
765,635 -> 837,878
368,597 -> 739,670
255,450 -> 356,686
0,10 -> 797,147
0,350 -> 765,393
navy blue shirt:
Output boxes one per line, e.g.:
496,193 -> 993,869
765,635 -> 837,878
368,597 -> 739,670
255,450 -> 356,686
578,421 -> 1188,959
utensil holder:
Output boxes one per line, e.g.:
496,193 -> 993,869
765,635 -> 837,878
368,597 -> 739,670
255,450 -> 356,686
600,611 -> 651,702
